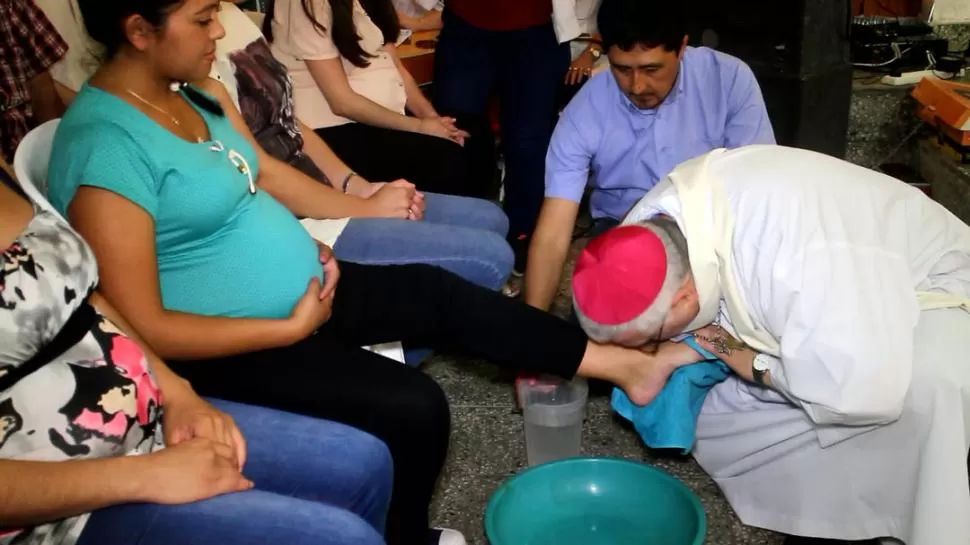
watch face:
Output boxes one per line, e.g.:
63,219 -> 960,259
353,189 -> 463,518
753,355 -> 770,371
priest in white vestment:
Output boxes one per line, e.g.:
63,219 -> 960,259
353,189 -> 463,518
570,145 -> 970,545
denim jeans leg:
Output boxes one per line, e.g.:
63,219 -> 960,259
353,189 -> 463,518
76,400 -> 392,545
332,196 -> 513,291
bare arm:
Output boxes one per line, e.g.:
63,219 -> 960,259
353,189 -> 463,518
26,71 -> 65,124
296,120 -> 371,197
305,56 -> 422,133
524,198 -> 580,310
197,78 -> 374,219
68,189 -> 301,360
385,44 -> 437,119
0,297 -> 204,525
0,456 -> 152,527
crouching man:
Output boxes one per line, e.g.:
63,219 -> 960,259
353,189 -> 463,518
571,144 -> 970,545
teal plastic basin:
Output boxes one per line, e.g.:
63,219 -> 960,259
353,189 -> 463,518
485,457 -> 706,545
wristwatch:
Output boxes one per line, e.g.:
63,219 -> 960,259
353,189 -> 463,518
752,353 -> 771,385
589,47 -> 602,60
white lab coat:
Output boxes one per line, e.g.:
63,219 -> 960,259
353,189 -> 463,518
625,145 -> 970,544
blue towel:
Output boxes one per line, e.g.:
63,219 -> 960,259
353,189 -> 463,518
612,336 -> 731,454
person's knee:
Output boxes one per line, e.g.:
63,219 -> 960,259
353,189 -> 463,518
385,370 -> 451,449
474,199 -> 510,236
344,429 -> 395,494
276,499 -> 385,545
477,231 -> 514,289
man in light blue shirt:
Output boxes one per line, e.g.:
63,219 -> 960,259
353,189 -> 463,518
523,0 -> 775,310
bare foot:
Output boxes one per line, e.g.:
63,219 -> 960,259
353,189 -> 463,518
577,341 -> 702,405
615,348 -> 678,406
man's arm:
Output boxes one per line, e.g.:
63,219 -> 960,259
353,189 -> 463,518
524,110 -> 595,310
525,198 -> 581,310
11,0 -> 69,123
692,326 -> 761,383
722,61 -> 775,147
26,72 -> 64,124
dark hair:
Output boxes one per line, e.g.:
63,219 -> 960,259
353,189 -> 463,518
76,0 -> 184,60
597,0 -> 687,53
263,0 -> 400,68
75,0 -> 224,117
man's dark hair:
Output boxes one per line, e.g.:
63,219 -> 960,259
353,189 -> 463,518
597,0 -> 688,53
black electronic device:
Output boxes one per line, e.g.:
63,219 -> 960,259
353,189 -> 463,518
850,16 -> 950,74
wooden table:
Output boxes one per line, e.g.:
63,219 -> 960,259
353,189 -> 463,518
397,29 -> 439,87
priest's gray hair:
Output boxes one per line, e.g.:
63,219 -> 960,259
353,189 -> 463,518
574,216 -> 692,344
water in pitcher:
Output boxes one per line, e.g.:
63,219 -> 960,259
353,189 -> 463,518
518,376 -> 588,466
524,417 -> 584,466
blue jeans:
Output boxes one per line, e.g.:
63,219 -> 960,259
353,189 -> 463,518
76,399 -> 393,545
433,9 -> 571,244
332,192 -> 513,291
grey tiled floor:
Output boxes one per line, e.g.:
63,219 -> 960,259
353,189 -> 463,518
422,239 -> 785,544
422,358 -> 784,545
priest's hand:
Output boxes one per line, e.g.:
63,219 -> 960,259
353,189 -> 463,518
692,325 -> 759,382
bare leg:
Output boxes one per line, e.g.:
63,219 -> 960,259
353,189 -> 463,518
576,341 -> 702,406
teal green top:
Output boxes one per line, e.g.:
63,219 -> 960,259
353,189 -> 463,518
48,85 -> 323,319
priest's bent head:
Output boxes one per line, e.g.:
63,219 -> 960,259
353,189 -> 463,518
572,219 -> 701,346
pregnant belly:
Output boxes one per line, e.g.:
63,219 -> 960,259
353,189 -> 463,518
160,200 -> 324,320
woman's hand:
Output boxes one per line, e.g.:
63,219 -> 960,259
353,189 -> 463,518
287,242 -> 340,339
138,438 -> 254,504
362,180 -> 425,220
164,394 -> 247,470
437,117 -> 470,146
417,117 -> 470,146
566,49 -> 595,85
288,277 -> 336,340
317,241 -> 340,301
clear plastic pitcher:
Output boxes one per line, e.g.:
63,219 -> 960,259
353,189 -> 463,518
517,375 -> 588,466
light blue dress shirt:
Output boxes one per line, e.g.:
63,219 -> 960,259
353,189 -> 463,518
545,46 -> 775,220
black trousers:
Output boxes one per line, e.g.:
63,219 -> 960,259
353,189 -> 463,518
169,262 -> 588,545
432,9 -> 571,242
316,123 -> 490,199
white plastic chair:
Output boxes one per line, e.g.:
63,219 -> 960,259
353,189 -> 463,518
12,118 -> 64,219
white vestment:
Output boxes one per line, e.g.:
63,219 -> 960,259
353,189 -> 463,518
625,145 -> 970,543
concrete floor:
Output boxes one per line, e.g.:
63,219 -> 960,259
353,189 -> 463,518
422,357 -> 784,545
421,239 -> 786,545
